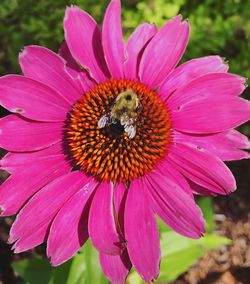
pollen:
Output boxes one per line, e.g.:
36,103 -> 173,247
67,79 -> 172,183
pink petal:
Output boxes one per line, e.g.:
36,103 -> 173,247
156,159 -> 193,197
47,178 -> 98,266
88,181 -> 123,255
0,115 -> 63,152
166,73 -> 249,133
64,6 -> 110,82
167,142 -> 236,194
0,75 -> 69,122
124,23 -> 157,79
171,95 -> 250,133
139,15 -> 189,89
102,0 -> 125,78
99,250 -> 131,284
228,130 -> 250,149
0,151 -> 71,216
0,143 -> 63,171
125,178 -> 160,282
9,171 -> 86,252
12,228 -> 49,253
159,56 -> 229,101
145,172 -> 205,238
59,41 -> 95,91
167,73 -> 246,110
114,182 -> 128,234
188,180 -> 217,197
174,130 -> 250,161
19,46 -> 82,104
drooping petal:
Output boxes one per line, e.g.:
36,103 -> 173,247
188,180 -> 217,196
114,182 -> 128,234
167,73 -> 246,109
102,0 -> 125,78
167,74 -> 249,133
139,15 -> 189,89
0,115 -> 63,152
11,229 -> 48,253
125,178 -> 160,282
124,23 -> 157,79
19,46 -> 82,104
64,6 -> 110,82
159,56 -> 229,101
9,171 -> 87,252
156,159 -> 193,197
47,178 -> 98,266
88,181 -> 123,255
145,171 -> 205,238
0,75 -> 69,122
171,96 -> 250,133
167,142 -> 236,194
59,41 -> 95,91
174,129 -> 250,161
99,250 -> 131,284
0,143 -> 64,171
0,152 -> 71,216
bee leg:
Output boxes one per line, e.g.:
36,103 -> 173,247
120,116 -> 129,126
111,118 -> 118,124
125,125 -> 136,139
98,115 -> 109,128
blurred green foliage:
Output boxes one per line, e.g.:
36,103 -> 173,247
12,241 -> 109,284
0,0 -> 250,78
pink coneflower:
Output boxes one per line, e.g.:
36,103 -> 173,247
0,0 -> 250,283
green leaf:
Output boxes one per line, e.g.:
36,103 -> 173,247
158,231 -> 231,282
48,253 -> 86,284
197,197 -> 215,233
12,257 -> 53,284
160,231 -> 199,257
159,245 -> 206,282
157,216 -> 171,235
126,268 -> 144,284
202,234 -> 231,249
82,241 -> 109,284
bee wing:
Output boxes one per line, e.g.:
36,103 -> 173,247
125,124 -> 136,139
98,115 -> 109,128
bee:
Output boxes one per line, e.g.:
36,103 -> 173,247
98,89 -> 140,139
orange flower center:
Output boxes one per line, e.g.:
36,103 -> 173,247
67,79 -> 172,183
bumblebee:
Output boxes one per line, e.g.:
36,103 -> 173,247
98,89 -> 140,139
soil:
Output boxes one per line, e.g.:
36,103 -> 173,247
0,126 -> 250,284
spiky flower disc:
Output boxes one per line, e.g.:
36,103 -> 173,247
68,79 -> 171,182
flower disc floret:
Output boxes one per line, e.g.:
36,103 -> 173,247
67,79 -> 172,182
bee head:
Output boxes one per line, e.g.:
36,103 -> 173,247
115,89 -> 140,111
